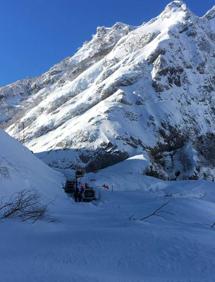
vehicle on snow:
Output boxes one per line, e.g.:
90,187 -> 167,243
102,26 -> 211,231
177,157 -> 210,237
64,180 -> 96,202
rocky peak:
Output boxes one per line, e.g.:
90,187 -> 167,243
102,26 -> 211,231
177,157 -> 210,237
164,0 -> 187,12
204,6 -> 215,20
94,22 -> 134,44
158,0 -> 194,26
96,22 -> 133,35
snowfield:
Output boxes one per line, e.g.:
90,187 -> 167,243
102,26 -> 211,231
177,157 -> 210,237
1,150 -> 215,282
1,179 -> 215,282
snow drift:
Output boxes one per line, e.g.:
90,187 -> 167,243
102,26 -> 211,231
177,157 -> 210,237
0,129 -> 64,200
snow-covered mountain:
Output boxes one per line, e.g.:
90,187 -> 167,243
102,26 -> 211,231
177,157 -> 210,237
0,129 -> 64,201
1,0 -> 215,180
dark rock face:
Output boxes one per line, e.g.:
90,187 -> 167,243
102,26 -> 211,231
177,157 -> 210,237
79,142 -> 129,172
146,125 -> 192,180
85,149 -> 129,172
195,133 -> 215,167
145,129 -> 215,181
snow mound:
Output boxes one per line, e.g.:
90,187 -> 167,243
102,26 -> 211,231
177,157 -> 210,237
84,155 -> 215,202
84,154 -> 157,191
0,129 -> 64,201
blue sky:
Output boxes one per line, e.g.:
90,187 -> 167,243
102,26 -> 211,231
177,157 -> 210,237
0,0 -> 214,86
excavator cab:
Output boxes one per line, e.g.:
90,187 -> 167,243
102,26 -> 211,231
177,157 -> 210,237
64,180 -> 75,194
82,186 -> 96,202
64,169 -> 96,202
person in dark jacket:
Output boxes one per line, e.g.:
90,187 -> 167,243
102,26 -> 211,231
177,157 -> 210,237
79,184 -> 85,202
74,187 -> 80,202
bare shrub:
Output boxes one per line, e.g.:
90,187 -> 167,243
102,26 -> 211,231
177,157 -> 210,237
0,190 -> 48,223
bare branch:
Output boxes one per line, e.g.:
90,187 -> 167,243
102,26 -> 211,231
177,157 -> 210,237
140,202 -> 170,221
0,190 -> 48,223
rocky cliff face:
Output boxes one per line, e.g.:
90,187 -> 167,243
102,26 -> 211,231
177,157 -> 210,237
1,1 -> 215,180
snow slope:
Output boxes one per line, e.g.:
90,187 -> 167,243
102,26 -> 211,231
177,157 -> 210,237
0,141 -> 215,281
1,169 -> 215,281
0,129 -> 64,202
1,1 -> 215,179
